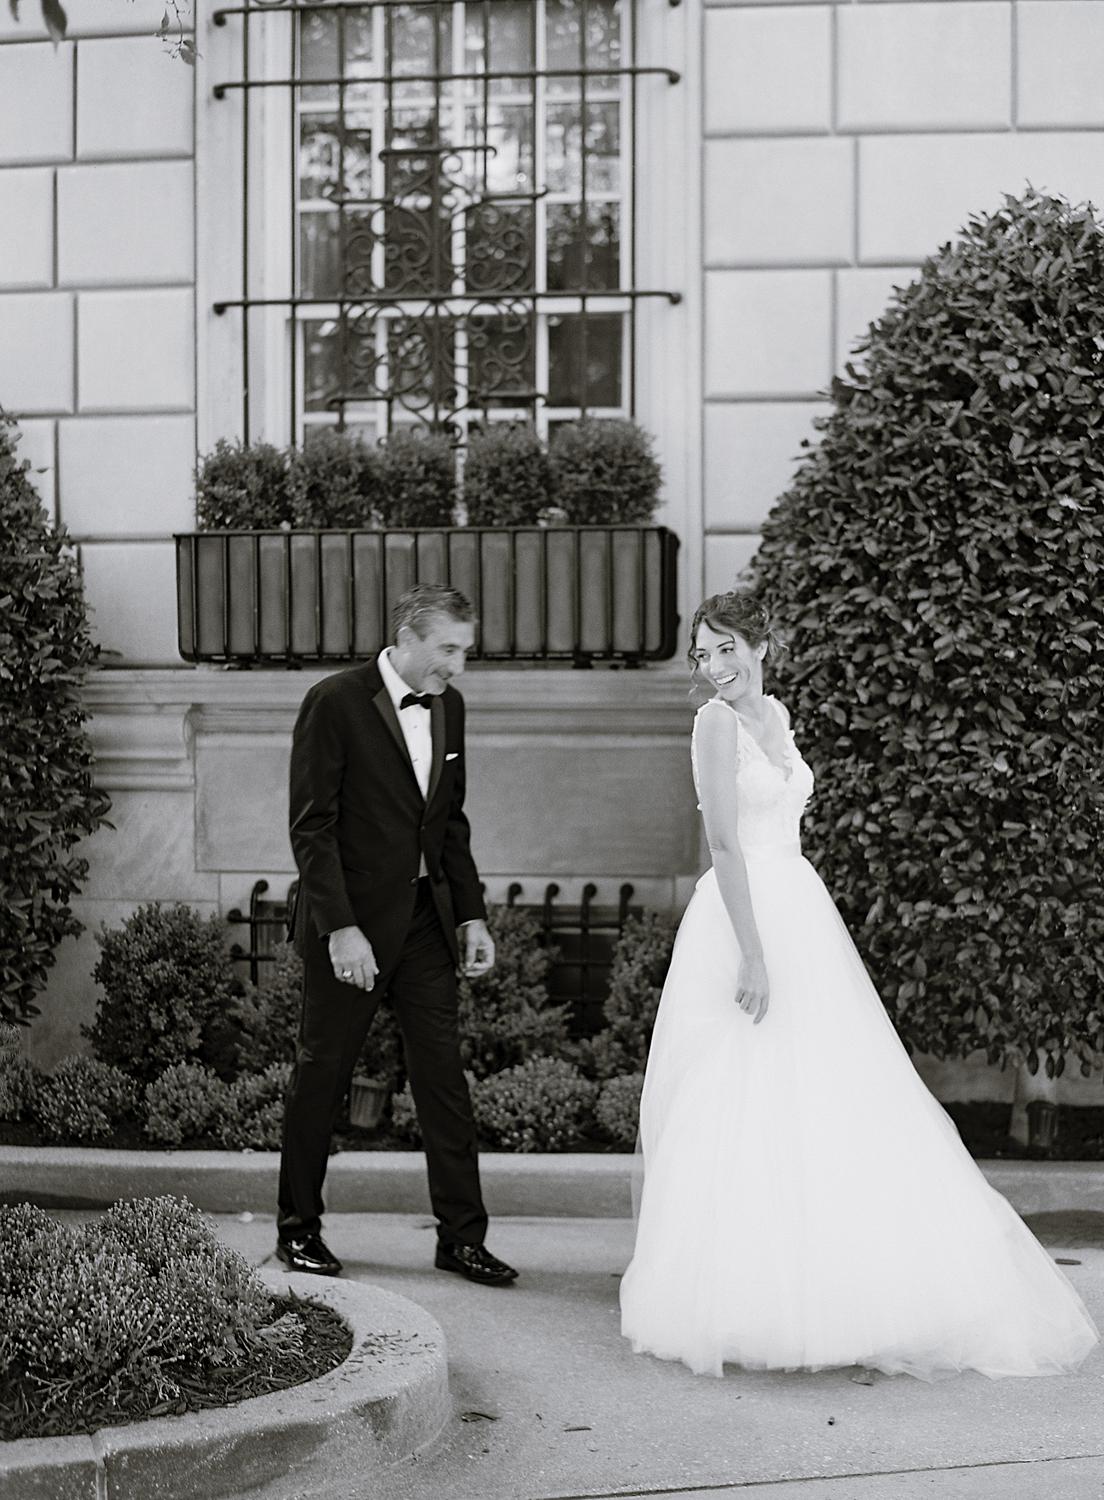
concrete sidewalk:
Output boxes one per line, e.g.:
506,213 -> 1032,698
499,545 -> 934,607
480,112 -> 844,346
215,1211 -> 1104,1500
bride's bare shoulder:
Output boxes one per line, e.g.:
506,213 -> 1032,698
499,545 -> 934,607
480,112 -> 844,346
693,698 -> 739,742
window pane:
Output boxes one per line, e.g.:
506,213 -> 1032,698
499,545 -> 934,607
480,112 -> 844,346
545,102 -> 620,195
468,310 -> 537,409
389,313 -> 457,417
389,4 -> 451,99
548,313 -> 621,407
546,202 -> 619,291
546,0 -> 621,93
465,103 -> 534,196
464,1 -> 533,91
300,117 -> 374,203
465,202 -> 534,294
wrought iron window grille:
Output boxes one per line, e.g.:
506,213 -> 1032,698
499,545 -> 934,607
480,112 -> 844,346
210,0 -> 682,446
228,876 -> 639,1030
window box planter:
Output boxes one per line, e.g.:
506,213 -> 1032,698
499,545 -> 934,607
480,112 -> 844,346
175,526 -> 679,666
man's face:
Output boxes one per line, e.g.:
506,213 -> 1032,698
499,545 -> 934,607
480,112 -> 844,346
395,613 -> 476,694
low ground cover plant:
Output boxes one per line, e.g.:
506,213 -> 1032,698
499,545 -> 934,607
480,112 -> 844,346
0,1196 -> 351,1441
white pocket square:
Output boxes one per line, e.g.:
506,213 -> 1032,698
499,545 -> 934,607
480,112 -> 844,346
445,752 -> 459,761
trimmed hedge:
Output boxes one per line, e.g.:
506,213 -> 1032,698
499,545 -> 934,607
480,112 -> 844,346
749,189 -> 1104,1076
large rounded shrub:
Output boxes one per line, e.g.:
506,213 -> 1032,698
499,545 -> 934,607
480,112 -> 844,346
749,189 -> 1104,1077
0,411 -> 111,1026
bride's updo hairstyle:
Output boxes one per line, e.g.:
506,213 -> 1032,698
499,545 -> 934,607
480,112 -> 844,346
687,590 -> 785,686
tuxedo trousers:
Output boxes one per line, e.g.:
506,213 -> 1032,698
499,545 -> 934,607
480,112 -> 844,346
277,878 -> 488,1247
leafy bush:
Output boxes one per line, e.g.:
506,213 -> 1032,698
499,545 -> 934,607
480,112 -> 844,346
34,1055 -> 138,1143
548,418 -> 662,524
87,904 -> 239,1086
463,423 -> 552,525
232,943 -> 303,1076
144,1062 -> 228,1148
471,1055 -> 597,1152
354,1001 -> 406,1089
288,428 -> 384,528
0,1196 -> 298,1437
585,912 -> 676,1080
457,904 -> 569,1079
749,188 -> 1104,1076
0,1021 -> 40,1122
595,1071 -> 644,1149
0,411 -> 111,1026
196,438 -> 295,530
388,1081 -> 422,1145
217,1063 -> 290,1150
377,427 -> 457,526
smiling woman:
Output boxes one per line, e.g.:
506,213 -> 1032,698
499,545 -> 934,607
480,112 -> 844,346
619,586 -> 1100,1382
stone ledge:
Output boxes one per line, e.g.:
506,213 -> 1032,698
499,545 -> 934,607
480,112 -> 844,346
0,1273 -> 449,1500
4,1147 -> 1104,1219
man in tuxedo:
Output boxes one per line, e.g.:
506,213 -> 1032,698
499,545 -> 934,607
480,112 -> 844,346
277,583 -> 518,1286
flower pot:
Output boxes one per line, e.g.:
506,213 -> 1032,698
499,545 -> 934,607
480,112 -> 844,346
348,1076 -> 390,1132
1025,1100 -> 1059,1155
175,525 -> 679,666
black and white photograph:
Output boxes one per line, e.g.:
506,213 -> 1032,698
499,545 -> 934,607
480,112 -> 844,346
1,0 -> 1103,1495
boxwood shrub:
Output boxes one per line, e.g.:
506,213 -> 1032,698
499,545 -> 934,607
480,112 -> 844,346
87,903 -> 241,1086
749,188 -> 1104,1077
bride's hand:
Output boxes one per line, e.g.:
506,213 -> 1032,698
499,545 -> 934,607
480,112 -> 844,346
735,955 -> 769,1024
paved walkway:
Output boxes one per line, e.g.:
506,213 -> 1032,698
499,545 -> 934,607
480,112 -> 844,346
215,1211 -> 1104,1500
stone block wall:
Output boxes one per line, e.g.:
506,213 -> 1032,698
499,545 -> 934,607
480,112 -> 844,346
701,0 -> 1104,597
0,0 -> 195,666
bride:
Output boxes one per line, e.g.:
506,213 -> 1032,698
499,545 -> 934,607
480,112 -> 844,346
619,590 -> 1098,1380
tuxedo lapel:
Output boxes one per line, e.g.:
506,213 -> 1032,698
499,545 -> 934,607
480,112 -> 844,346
370,678 -> 422,796
426,695 -> 446,806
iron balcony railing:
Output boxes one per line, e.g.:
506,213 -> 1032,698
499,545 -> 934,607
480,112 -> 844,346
176,524 -> 679,665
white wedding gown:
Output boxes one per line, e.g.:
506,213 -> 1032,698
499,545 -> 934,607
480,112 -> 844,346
620,696 -> 1098,1380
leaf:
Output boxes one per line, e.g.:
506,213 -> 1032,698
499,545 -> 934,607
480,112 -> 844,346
40,0 -> 66,41
460,1411 -> 498,1423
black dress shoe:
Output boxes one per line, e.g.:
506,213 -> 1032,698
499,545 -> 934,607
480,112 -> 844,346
276,1233 -> 342,1276
435,1242 -> 518,1286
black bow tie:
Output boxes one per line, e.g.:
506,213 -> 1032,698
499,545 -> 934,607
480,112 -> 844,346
400,692 -> 433,711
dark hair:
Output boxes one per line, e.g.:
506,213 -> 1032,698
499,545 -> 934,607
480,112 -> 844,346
391,583 -> 476,642
687,591 -> 785,680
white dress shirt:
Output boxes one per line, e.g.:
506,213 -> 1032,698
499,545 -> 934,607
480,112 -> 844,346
378,647 -> 432,799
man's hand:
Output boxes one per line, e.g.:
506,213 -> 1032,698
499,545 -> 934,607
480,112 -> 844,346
460,919 -> 495,979
328,926 -> 378,991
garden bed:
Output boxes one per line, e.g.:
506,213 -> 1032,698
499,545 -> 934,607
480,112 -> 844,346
3,1293 -> 350,1443
7,1105 -> 1104,1161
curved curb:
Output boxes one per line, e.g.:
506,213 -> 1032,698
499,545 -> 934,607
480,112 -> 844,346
1,1273 -> 450,1500
4,1146 -> 1104,1218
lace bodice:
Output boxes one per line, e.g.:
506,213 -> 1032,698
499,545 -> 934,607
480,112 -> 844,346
691,696 -> 814,854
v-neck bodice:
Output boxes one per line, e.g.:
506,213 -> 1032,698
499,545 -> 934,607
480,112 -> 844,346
690,695 -> 815,854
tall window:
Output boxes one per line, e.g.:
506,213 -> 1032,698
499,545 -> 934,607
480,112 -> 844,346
212,0 -> 679,445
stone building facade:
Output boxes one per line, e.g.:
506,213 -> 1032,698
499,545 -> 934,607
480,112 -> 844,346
1,0 -> 1102,1063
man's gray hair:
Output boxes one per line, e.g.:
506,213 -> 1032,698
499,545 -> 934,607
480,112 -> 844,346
391,583 -> 476,641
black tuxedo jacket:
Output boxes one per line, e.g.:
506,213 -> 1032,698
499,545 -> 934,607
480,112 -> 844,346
287,659 -> 487,972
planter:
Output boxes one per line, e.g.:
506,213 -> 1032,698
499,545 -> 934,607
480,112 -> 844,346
348,1075 -> 390,1132
175,525 -> 679,666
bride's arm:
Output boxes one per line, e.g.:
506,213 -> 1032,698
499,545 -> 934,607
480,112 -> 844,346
695,706 -> 770,1023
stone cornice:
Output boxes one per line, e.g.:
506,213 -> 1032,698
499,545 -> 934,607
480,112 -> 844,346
85,664 -> 700,743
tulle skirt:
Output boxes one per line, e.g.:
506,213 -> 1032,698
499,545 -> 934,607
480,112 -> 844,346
619,849 -> 1099,1380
